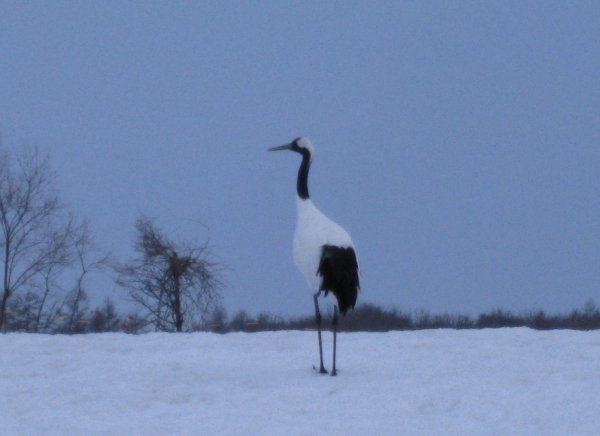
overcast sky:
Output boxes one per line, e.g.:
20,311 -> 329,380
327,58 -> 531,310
1,1 -> 598,317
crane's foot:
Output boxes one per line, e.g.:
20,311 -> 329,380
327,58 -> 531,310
313,365 -> 329,374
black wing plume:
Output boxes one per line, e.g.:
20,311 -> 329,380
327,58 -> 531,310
317,245 -> 360,315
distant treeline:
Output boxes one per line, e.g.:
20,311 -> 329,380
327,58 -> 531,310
206,300 -> 600,334
5,298 -> 600,334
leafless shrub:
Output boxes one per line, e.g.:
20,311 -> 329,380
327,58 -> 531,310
116,216 -> 223,332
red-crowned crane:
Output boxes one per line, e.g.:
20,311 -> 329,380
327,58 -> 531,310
269,137 -> 360,376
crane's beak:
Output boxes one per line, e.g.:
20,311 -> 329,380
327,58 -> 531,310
268,143 -> 293,152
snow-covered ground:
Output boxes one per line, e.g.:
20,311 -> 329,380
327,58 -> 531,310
1,328 -> 599,435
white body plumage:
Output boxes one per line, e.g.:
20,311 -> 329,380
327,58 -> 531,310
293,197 -> 355,298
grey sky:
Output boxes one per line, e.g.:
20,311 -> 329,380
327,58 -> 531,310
1,2 -> 598,317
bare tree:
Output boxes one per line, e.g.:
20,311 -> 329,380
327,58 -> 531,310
30,223 -> 73,331
0,146 -> 104,332
27,215 -> 97,333
61,220 -> 108,333
116,217 -> 223,332
0,147 -> 66,330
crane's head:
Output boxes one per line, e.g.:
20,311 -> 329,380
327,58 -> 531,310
268,137 -> 314,156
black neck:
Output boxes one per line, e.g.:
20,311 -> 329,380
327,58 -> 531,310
297,148 -> 311,199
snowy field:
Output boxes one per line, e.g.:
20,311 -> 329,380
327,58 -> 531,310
1,329 -> 599,436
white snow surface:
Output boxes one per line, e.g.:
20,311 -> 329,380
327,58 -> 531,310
1,329 -> 599,435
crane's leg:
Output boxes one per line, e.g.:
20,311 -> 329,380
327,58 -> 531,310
313,294 -> 328,374
331,306 -> 339,376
